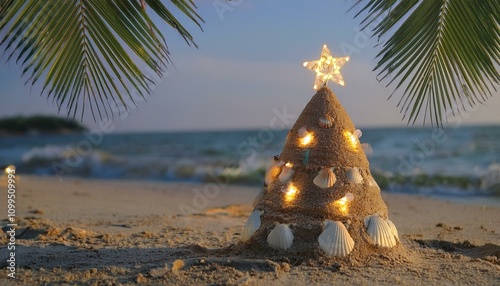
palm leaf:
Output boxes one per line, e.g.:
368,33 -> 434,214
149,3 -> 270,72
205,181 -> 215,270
353,0 -> 500,126
0,0 -> 202,120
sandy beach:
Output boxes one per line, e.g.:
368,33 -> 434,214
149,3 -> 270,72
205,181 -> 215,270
0,175 -> 499,285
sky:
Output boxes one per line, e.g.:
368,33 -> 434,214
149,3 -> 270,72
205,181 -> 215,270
0,0 -> 499,132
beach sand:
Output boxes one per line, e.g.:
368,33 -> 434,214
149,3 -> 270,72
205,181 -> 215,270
0,175 -> 499,285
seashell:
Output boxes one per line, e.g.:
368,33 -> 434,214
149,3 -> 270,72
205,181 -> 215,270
354,129 -> 362,139
267,223 -> 294,250
242,210 -> 263,242
387,219 -> 399,241
265,161 -> 284,185
318,220 -> 355,257
318,115 -> 334,128
278,163 -> 294,183
367,176 -> 380,190
346,167 -> 363,184
313,168 -> 337,188
364,214 -> 398,248
252,188 -> 265,207
297,127 -> 308,138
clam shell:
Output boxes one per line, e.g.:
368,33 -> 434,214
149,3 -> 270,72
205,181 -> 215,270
278,164 -> 294,183
313,168 -> 337,188
364,215 -> 397,248
267,223 -> 294,250
297,127 -> 308,138
252,188 -> 265,207
367,176 -> 380,191
318,220 -> 355,257
265,161 -> 284,185
387,219 -> 399,241
318,115 -> 334,128
346,167 -> 363,184
242,210 -> 263,242
354,129 -> 362,139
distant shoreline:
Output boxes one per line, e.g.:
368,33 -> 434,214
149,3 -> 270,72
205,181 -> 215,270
0,115 -> 86,136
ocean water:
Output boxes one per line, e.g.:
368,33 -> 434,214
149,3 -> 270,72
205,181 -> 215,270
1,125 -> 500,201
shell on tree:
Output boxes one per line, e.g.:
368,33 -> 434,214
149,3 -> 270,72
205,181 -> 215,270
242,210 -> 263,242
267,223 -> 294,250
253,188 -> 265,207
346,167 -> 363,184
318,220 -> 355,257
317,115 -> 334,128
313,168 -> 337,188
387,219 -> 399,241
364,214 -> 398,248
265,161 -> 284,185
278,164 -> 295,183
354,129 -> 362,139
297,126 -> 308,138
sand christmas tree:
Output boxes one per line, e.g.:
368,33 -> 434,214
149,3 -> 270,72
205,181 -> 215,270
241,45 -> 401,260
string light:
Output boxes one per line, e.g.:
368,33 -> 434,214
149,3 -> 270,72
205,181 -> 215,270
284,182 -> 299,203
303,44 -> 349,90
343,130 -> 359,151
333,192 -> 354,215
4,165 -> 15,174
299,132 -> 314,147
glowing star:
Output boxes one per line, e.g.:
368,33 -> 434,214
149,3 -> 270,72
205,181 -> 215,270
284,183 -> 299,203
303,44 -> 349,90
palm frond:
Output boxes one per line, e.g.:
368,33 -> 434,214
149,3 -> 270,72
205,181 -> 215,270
353,0 -> 500,126
0,0 -> 202,120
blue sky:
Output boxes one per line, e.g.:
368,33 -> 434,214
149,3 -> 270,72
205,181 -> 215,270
1,0 -> 499,132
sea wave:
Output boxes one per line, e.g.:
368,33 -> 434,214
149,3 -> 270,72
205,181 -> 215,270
4,126 -> 500,199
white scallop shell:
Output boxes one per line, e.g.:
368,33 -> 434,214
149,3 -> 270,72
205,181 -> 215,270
387,219 -> 399,241
297,127 -> 308,138
278,165 -> 294,183
313,168 -> 337,188
367,175 -> 378,186
364,215 -> 397,248
265,161 -> 284,185
367,176 -> 380,191
318,115 -> 334,128
242,210 -> 263,242
267,223 -> 294,250
346,167 -> 363,184
318,220 -> 355,257
252,188 -> 265,207
354,129 -> 362,139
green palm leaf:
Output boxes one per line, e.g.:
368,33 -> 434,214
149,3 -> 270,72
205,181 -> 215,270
0,0 -> 202,120
353,0 -> 500,126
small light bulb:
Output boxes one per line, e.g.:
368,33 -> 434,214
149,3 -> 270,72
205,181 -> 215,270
4,165 -> 15,174
333,193 -> 353,215
299,132 -> 314,147
343,130 -> 359,151
285,183 -> 299,203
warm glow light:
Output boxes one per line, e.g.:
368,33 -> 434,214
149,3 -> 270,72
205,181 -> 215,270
303,44 -> 350,90
343,130 -> 359,151
285,183 -> 299,203
4,165 -> 15,174
333,193 -> 353,215
285,162 -> 293,168
299,132 -> 314,147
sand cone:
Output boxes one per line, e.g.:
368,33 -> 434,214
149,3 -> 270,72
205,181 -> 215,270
242,86 -> 401,260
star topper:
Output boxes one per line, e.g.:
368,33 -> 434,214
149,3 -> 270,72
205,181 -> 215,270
303,44 -> 350,90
